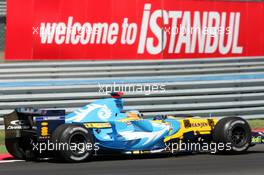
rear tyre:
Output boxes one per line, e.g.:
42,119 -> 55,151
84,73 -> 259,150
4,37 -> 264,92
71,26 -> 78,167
51,124 -> 94,162
212,117 -> 251,153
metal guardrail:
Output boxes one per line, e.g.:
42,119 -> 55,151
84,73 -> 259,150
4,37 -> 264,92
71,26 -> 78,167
0,56 -> 264,128
0,1 -> 6,17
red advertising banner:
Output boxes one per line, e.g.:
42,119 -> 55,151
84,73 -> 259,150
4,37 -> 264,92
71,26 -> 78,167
5,0 -> 264,60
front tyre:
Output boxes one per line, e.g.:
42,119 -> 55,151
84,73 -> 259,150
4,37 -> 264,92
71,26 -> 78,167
52,124 -> 94,162
213,117 -> 251,153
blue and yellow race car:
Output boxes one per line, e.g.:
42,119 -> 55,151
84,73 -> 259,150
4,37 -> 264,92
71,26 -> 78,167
4,92 -> 263,162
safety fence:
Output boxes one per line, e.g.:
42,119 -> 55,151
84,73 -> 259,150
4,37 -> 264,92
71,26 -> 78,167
0,57 -> 264,126
0,1 -> 5,17
0,0 -> 5,52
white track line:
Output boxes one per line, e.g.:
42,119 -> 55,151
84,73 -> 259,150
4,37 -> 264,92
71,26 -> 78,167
0,160 -> 25,163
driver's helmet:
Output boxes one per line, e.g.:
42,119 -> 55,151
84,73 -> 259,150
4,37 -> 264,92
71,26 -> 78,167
125,110 -> 142,119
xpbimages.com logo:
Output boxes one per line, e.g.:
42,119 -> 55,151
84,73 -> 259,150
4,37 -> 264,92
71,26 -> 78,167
98,82 -> 166,95
31,140 -> 100,154
165,141 -> 232,154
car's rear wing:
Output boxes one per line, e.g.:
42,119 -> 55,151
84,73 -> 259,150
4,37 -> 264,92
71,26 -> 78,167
4,108 -> 65,140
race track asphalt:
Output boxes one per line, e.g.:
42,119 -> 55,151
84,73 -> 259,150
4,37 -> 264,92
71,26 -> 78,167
0,145 -> 263,175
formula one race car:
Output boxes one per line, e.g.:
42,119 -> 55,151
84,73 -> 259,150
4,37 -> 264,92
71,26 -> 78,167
4,92 -> 264,162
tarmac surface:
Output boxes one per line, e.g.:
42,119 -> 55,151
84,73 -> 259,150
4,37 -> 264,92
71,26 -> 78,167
0,145 -> 263,175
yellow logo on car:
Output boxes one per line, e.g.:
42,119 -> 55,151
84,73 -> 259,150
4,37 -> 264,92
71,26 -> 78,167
41,122 -> 49,136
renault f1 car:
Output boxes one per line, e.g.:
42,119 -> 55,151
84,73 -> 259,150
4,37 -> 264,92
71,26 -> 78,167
4,92 -> 264,162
